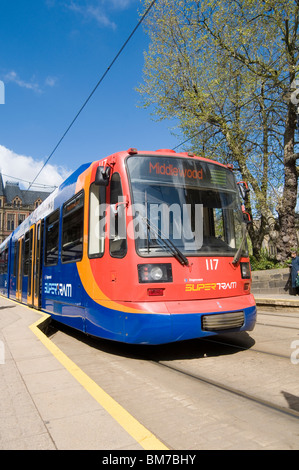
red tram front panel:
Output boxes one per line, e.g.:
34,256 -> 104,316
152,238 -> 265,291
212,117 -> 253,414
74,149 -> 256,343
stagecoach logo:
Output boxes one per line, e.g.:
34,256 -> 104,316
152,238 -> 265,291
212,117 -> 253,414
44,282 -> 72,297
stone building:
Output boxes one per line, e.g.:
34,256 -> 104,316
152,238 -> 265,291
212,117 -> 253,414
0,173 -> 51,244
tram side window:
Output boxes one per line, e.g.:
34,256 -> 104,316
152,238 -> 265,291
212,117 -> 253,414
0,247 -> 8,275
110,173 -> 127,258
13,241 -> 18,276
62,191 -> 84,263
23,231 -> 30,276
45,210 -> 60,266
4,247 -> 8,274
89,183 -> 106,258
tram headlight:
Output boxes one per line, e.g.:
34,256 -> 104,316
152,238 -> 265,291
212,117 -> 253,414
150,266 -> 163,280
240,262 -> 251,279
138,264 -> 173,283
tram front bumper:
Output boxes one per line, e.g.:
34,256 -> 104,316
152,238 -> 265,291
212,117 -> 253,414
120,294 -> 256,344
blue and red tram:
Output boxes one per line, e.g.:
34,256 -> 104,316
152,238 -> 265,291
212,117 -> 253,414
0,148 -> 256,344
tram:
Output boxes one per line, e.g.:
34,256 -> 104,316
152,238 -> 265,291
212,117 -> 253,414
0,148 -> 256,344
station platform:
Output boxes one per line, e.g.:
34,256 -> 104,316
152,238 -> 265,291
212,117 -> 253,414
254,293 -> 299,311
0,296 -> 167,450
0,293 -> 298,450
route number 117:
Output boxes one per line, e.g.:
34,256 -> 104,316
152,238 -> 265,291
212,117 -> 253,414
206,259 -> 219,270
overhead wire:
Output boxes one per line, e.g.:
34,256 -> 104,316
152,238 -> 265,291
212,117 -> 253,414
26,0 -> 157,191
1,173 -> 57,190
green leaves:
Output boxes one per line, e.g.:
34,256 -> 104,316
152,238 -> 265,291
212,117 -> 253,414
138,0 -> 299,259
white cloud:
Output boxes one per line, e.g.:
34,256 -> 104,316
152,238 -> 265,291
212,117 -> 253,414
65,0 -> 138,29
0,145 -> 71,192
3,71 -> 58,93
109,0 -> 136,9
4,71 -> 41,93
67,1 -> 116,29
86,5 -> 116,29
45,76 -> 58,87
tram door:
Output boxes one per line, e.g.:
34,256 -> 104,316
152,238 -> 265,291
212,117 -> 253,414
33,220 -> 43,309
27,225 -> 35,307
16,237 -> 23,302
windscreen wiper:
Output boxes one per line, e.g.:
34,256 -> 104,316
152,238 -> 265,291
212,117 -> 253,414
142,217 -> 189,267
232,222 -> 247,266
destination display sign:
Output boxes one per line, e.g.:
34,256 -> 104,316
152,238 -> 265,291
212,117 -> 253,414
149,160 -> 203,181
127,156 -> 235,190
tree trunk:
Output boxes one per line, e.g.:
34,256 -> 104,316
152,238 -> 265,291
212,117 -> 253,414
276,101 -> 298,261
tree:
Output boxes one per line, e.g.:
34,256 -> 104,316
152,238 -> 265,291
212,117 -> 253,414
139,0 -> 299,260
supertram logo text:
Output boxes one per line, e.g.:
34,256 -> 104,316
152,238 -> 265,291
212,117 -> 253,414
185,282 -> 237,292
44,282 -> 72,297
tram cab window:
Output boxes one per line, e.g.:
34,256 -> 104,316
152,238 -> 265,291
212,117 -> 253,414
89,183 -> 106,258
45,209 -> 60,266
127,156 -> 246,258
62,192 -> 84,263
109,173 -> 127,258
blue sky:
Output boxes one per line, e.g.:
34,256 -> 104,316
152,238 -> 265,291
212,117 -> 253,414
0,0 -> 179,191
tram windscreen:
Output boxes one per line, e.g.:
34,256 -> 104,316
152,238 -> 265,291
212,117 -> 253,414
126,155 -> 247,257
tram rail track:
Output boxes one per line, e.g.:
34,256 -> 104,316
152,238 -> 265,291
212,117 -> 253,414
202,336 -> 290,360
135,317 -> 299,422
258,312 -> 299,319
36,319 -> 299,449
46,318 -> 299,427
255,311 -> 299,330
149,358 -> 299,420
256,321 -> 299,330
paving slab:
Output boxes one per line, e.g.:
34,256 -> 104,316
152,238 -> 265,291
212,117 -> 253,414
0,296 -> 145,450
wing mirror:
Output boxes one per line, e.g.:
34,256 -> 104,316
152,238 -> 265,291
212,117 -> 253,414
237,181 -> 250,201
95,165 -> 111,186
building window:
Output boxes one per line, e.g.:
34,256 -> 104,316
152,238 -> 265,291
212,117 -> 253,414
13,197 -> 22,207
35,198 -> 42,208
7,214 -> 15,231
